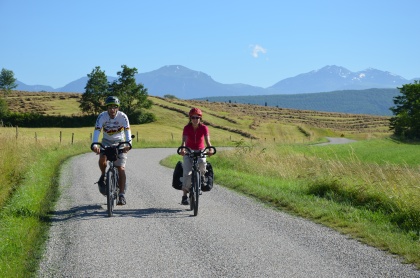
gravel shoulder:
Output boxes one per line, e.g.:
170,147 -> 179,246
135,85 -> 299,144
37,148 -> 419,277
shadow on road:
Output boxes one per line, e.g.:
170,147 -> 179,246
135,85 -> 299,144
114,207 -> 187,218
48,204 -> 186,222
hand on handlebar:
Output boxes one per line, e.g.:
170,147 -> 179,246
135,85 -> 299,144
177,146 -> 216,157
92,145 -> 101,155
90,141 -> 132,155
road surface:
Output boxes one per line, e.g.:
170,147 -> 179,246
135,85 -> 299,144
316,137 -> 357,146
37,148 -> 419,277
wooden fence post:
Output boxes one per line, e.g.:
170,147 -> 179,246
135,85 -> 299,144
72,133 -> 74,144
60,131 -> 62,143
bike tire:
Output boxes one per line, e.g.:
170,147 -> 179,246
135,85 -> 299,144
189,171 -> 195,212
189,187 -> 194,212
106,168 -> 116,217
193,170 -> 200,216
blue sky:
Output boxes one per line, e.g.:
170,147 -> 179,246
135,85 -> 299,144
1,0 -> 419,89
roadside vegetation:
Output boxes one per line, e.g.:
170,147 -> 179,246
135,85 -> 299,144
163,138 -> 420,266
1,91 -> 419,276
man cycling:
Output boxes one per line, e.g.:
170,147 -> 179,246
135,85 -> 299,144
91,96 -> 132,205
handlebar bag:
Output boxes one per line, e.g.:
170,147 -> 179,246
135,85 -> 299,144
104,147 -> 118,162
172,161 -> 183,190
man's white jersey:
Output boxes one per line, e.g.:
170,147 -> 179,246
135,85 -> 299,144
93,111 -> 131,143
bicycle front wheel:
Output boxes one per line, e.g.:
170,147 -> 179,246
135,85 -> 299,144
106,168 -> 117,217
192,170 -> 200,216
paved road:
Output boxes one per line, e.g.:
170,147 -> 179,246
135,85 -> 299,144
38,148 -> 419,277
316,137 -> 357,146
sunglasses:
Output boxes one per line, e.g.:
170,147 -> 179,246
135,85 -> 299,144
191,116 -> 201,119
108,105 -> 119,109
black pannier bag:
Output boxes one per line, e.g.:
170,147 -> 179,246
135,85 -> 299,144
172,161 -> 183,190
201,162 -> 214,192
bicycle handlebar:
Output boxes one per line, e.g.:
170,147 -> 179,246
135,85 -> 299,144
177,146 -> 217,157
90,141 -> 132,153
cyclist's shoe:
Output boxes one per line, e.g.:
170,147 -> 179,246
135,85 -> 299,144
97,175 -> 106,196
181,196 -> 189,205
117,195 -> 126,206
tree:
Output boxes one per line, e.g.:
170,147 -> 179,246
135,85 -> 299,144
79,66 -> 109,115
109,65 -> 152,116
163,94 -> 178,99
0,68 -> 17,96
80,65 -> 154,123
390,80 -> 420,139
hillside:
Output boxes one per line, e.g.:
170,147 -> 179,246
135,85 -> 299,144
2,91 -> 392,142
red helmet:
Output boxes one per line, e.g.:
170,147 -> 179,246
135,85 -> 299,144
189,107 -> 202,117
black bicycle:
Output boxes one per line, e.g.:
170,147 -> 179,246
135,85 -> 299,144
177,146 -> 216,216
91,141 -> 132,217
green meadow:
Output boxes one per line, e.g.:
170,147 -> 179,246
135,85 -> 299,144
1,91 -> 419,276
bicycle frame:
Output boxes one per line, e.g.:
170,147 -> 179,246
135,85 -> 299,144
177,146 -> 216,216
91,141 -> 132,217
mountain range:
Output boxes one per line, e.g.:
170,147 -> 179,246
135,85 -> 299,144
15,65 -> 419,99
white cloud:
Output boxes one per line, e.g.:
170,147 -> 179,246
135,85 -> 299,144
251,44 -> 267,58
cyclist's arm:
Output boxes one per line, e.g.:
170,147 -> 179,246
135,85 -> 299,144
123,128 -> 132,152
124,128 -> 131,143
92,112 -> 105,147
205,135 -> 213,156
92,128 -> 101,143
122,112 -> 131,150
179,135 -> 188,156
92,128 -> 102,154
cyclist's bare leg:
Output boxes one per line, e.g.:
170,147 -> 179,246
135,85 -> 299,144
99,154 -> 107,176
182,188 -> 188,196
117,166 -> 126,194
182,155 -> 192,197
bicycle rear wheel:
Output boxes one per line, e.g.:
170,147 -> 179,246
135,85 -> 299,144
106,168 -> 117,217
192,170 -> 200,216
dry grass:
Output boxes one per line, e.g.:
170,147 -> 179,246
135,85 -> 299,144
2,91 -> 391,143
4,91 -> 82,115
151,97 -> 391,142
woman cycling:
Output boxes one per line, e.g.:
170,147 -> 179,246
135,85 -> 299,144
179,108 -> 214,205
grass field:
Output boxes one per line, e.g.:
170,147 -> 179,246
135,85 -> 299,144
2,91 -> 419,276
